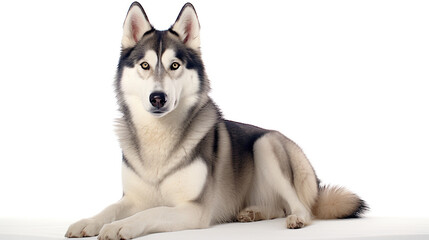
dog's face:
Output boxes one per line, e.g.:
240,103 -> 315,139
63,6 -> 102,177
117,3 -> 206,118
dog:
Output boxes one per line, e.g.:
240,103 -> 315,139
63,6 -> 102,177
65,2 -> 368,239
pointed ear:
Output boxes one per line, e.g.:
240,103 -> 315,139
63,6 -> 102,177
171,3 -> 201,51
122,2 -> 153,48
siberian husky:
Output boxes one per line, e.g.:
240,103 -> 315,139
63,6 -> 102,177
66,2 -> 367,239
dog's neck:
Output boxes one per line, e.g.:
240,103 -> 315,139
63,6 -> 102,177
125,94 -> 214,162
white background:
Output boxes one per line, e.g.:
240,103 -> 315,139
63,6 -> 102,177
0,0 -> 428,221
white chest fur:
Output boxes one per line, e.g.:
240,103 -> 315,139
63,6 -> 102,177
160,158 -> 208,205
122,158 -> 208,208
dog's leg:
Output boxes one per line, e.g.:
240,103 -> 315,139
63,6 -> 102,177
65,197 -> 140,238
253,134 -> 313,229
98,202 -> 208,240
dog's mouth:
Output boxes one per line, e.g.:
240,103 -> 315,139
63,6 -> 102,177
149,108 -> 169,117
151,110 -> 165,114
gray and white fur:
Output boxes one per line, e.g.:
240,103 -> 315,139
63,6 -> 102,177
66,2 -> 368,239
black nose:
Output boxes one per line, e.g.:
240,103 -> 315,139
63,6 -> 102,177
149,92 -> 167,109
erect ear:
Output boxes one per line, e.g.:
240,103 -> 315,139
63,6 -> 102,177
171,3 -> 201,51
122,2 -> 153,48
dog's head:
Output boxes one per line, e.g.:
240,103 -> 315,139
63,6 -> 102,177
116,2 -> 208,118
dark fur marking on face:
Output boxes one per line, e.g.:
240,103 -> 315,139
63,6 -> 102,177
174,47 -> 206,88
117,27 -> 207,93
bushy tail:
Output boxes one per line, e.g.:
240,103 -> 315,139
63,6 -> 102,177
312,185 -> 369,219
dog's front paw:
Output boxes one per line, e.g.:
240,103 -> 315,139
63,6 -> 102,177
98,221 -> 142,240
65,218 -> 104,238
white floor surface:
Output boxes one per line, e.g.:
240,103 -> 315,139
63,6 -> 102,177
1,217 -> 428,240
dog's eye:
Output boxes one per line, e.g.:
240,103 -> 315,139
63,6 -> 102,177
170,62 -> 180,70
141,62 -> 150,70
